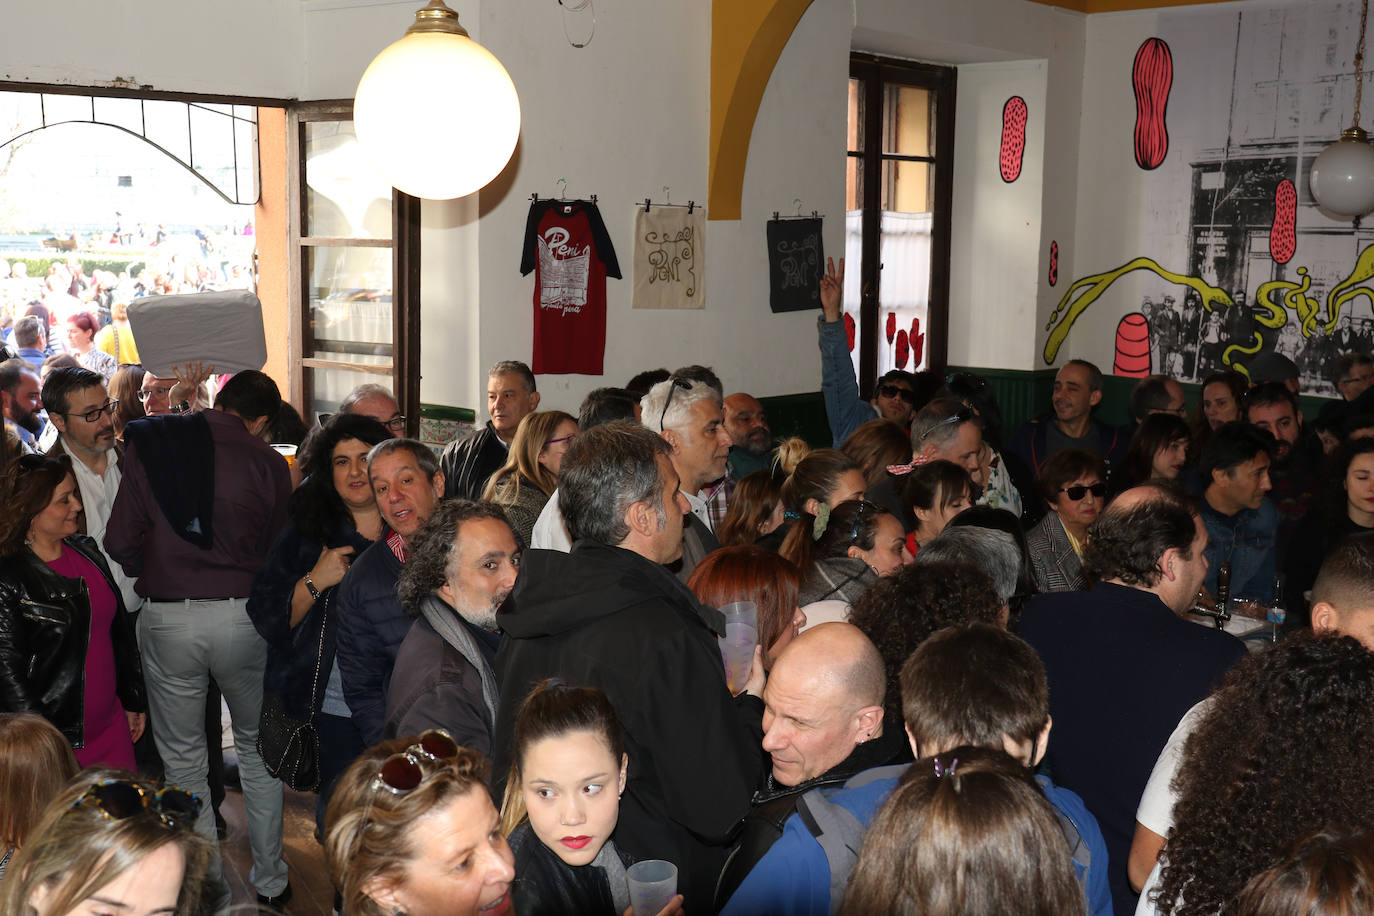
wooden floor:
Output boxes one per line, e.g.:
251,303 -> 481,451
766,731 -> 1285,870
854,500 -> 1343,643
219,783 -> 335,914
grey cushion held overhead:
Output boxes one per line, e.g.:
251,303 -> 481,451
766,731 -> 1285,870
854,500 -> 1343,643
126,289 -> 268,377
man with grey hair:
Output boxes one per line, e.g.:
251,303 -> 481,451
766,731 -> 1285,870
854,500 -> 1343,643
337,382 -> 405,436
493,421 -> 766,907
335,438 -> 446,744
440,360 -> 540,500
641,376 -> 731,578
907,397 -> 984,481
919,526 -> 1020,616
385,500 -> 520,757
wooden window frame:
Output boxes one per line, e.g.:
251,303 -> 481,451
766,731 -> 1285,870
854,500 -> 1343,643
848,55 -> 956,392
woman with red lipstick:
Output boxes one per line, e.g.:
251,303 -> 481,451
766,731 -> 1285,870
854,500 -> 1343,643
325,734 -> 516,916
501,680 -> 684,916
1283,437 -> 1374,626
248,413 -> 390,833
0,453 -> 146,768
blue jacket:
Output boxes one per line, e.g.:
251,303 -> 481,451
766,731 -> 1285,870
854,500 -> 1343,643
334,538 -> 411,744
817,317 -> 878,447
719,766 -> 1112,916
1199,498 -> 1277,601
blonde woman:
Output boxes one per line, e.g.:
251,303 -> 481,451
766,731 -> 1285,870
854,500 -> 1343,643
483,410 -> 577,545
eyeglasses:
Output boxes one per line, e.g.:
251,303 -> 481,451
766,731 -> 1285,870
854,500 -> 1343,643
382,414 -> 407,433
71,779 -> 201,831
373,729 -> 460,796
918,407 -> 975,442
137,386 -> 174,402
876,383 -> 917,405
1341,372 -> 1374,386
545,433 -> 576,448
659,377 -> 691,431
1059,483 -> 1106,501
66,398 -> 118,424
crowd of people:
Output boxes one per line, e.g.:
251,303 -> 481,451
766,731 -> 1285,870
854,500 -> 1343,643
2,253 -> 1374,915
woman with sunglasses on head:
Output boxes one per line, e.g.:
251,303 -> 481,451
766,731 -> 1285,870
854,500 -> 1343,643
777,449 -> 867,567
484,411 -> 578,547
0,453 -> 146,769
247,412 -> 391,832
0,768 -> 210,916
796,499 -> 910,630
1025,449 -> 1108,593
0,713 -> 79,886
325,732 -> 516,916
499,680 -> 684,916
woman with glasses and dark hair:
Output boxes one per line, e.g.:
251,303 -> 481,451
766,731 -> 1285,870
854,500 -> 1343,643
0,768 -> 211,916
1026,449 -> 1108,593
325,732 -> 516,916
483,410 -> 578,546
248,412 -> 391,830
796,498 -> 910,629
0,453 -> 147,768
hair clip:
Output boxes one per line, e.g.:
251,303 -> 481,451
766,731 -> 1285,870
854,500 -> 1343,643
784,509 -> 800,521
933,756 -> 959,778
885,454 -> 936,476
812,503 -> 832,540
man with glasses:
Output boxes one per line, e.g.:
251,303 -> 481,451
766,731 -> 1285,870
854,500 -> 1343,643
42,366 -> 139,611
337,382 -> 407,436
1128,375 -> 1187,427
1010,359 -> 1125,476
817,257 -> 923,445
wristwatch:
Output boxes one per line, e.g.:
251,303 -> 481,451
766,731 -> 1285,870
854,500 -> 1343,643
304,576 -> 321,600
169,400 -> 192,414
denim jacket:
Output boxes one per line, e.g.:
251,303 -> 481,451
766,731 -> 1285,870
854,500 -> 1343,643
1200,498 -> 1278,601
818,317 -> 879,446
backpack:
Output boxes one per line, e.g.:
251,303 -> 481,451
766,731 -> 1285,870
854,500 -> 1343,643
794,766 -> 1092,916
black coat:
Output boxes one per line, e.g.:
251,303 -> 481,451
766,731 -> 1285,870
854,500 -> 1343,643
0,535 -> 146,747
440,422 -> 508,501
493,541 -> 767,908
509,822 -> 628,916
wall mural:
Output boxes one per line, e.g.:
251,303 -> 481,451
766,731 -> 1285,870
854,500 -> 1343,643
1043,3 -> 1374,395
1000,96 -> 1028,183
1048,240 -> 1059,286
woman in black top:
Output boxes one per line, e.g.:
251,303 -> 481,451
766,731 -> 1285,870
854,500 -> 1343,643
1284,437 -> 1374,626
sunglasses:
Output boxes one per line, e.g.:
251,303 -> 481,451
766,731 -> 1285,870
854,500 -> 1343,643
67,398 -> 119,424
72,779 -> 201,831
876,383 -> 917,405
918,406 -> 976,442
846,500 -> 876,546
1059,483 -> 1106,501
659,377 -> 692,430
373,729 -> 461,796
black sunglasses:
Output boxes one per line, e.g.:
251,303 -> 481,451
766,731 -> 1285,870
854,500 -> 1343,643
373,729 -> 461,796
918,406 -> 976,442
1059,483 -> 1107,501
846,500 -> 878,546
659,376 -> 692,430
72,779 -> 201,831
876,383 -> 917,405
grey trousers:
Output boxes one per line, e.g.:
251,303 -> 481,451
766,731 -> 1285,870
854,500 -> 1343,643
138,597 -> 288,903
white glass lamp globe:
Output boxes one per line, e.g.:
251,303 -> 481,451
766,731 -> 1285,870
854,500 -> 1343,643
1310,127 -> 1374,219
354,1 -> 521,201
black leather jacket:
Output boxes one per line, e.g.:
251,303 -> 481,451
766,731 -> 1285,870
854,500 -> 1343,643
0,535 -> 146,747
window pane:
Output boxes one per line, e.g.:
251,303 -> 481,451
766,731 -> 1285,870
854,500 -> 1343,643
844,211 -> 865,384
881,159 -> 931,214
848,78 -> 863,153
304,121 -> 393,239
846,156 -> 862,212
307,246 -> 393,359
877,211 -> 932,374
883,84 -> 932,157
307,366 -> 391,423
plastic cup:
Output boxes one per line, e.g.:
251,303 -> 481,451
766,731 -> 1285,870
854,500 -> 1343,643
717,600 -> 758,694
270,443 -> 298,469
626,859 -> 678,916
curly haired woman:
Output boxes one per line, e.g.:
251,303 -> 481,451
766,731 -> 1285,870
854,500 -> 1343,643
1138,632 -> 1374,916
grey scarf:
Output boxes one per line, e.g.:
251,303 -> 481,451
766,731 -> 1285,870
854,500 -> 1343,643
419,594 -> 500,731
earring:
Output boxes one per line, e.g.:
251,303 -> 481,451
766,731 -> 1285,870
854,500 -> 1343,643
869,565 -> 879,575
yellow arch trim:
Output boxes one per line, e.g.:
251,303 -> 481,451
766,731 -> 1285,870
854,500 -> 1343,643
709,0 -> 815,221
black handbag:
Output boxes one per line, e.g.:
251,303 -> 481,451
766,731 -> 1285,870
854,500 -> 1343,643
257,591 -> 329,792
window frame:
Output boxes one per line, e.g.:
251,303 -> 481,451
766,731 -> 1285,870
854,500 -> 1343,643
847,55 -> 956,392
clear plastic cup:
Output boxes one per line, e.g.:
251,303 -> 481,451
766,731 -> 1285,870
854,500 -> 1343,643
270,443 -> 298,469
626,859 -> 678,916
717,601 -> 758,694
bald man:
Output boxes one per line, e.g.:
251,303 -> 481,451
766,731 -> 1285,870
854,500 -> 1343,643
723,392 -> 773,478
714,622 -> 901,909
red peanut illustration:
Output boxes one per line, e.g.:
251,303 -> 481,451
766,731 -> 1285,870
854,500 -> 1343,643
910,317 -> 926,367
1048,240 -> 1059,286
895,329 -> 910,369
885,312 -> 896,344
1270,179 -> 1297,264
1133,38 -> 1173,170
1114,312 -> 1152,376
1000,96 -> 1028,183
844,313 -> 857,352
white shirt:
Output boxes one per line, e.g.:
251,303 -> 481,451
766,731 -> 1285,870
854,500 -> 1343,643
531,488 -> 572,552
683,488 -> 713,532
1136,698 -> 1211,836
66,441 -> 142,611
